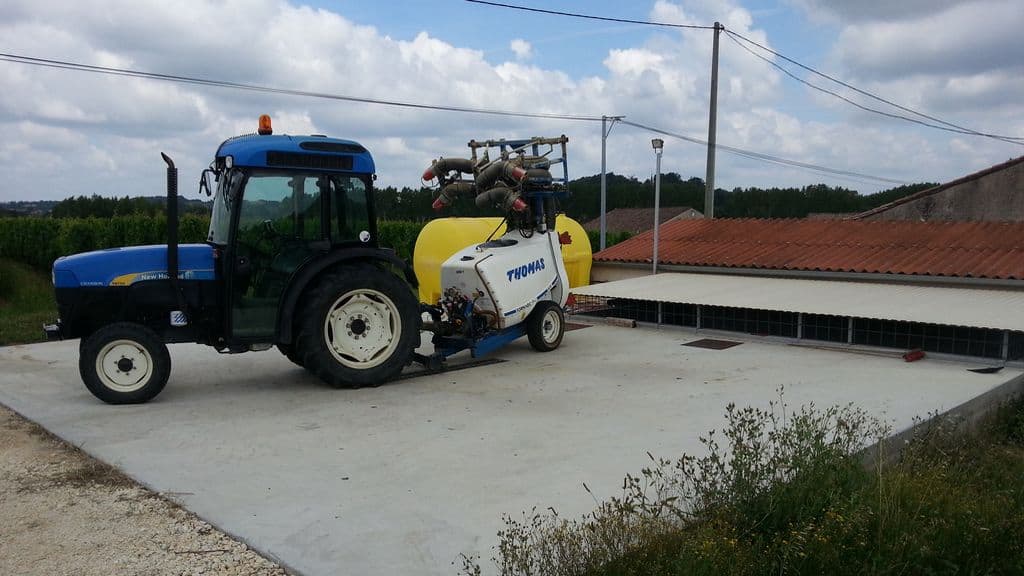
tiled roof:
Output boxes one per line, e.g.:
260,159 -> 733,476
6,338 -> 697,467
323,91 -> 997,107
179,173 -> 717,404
854,155 -> 1024,220
581,207 -> 700,234
593,218 -> 1024,280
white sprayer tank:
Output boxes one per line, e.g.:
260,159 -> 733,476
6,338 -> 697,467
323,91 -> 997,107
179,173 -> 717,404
440,229 -> 569,329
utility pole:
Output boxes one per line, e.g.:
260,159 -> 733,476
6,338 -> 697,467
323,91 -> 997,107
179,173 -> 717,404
651,138 -> 664,275
599,115 -> 623,251
704,22 -> 722,219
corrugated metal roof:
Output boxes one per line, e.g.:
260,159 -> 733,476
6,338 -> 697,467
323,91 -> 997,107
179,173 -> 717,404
594,219 -> 1024,280
572,273 -> 1024,331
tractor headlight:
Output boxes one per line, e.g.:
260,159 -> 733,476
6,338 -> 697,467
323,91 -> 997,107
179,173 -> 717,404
225,155 -> 234,169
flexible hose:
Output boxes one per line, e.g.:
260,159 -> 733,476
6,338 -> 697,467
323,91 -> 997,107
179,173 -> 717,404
433,181 -> 476,211
475,186 -> 526,212
476,161 -> 527,189
422,157 -> 475,180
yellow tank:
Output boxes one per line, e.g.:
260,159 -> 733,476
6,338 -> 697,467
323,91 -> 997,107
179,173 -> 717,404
413,215 -> 592,304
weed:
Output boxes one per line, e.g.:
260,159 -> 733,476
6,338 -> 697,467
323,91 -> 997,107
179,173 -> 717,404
461,390 -> 889,576
463,392 -> 1024,575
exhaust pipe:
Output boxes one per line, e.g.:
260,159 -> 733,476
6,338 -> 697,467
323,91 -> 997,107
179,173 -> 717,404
161,153 -> 178,286
161,152 -> 188,324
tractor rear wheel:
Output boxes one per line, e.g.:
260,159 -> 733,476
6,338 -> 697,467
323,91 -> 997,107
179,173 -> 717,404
79,322 -> 171,404
295,265 -> 419,388
526,301 -> 565,352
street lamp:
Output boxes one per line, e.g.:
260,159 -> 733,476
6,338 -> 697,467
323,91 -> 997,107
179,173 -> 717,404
651,138 -> 664,275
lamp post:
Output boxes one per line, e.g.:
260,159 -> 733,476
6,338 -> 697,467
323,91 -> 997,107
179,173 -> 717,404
651,138 -> 664,275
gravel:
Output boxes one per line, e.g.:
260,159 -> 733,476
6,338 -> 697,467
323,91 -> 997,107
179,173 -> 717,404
0,404 -> 288,575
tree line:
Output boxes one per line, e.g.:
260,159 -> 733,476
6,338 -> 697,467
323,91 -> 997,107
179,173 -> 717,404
373,176 -> 935,222
35,177 -> 936,222
48,195 -> 211,219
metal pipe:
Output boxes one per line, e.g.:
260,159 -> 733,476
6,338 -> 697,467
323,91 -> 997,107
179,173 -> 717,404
653,147 -> 662,275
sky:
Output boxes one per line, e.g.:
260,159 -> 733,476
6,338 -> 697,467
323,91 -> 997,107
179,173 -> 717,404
1,0 -> 1022,203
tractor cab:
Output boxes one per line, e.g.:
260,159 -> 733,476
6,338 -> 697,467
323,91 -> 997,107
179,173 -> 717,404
205,119 -> 380,344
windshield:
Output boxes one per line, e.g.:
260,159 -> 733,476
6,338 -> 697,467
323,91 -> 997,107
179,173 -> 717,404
207,169 -> 244,245
207,168 -> 374,246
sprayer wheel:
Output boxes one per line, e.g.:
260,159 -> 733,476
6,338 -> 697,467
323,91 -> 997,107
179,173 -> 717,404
526,301 -> 564,352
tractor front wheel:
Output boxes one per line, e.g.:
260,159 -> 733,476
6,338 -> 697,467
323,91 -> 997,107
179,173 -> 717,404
79,322 -> 171,404
295,265 -> 419,388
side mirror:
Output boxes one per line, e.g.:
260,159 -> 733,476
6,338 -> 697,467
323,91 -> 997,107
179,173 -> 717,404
198,168 -> 216,197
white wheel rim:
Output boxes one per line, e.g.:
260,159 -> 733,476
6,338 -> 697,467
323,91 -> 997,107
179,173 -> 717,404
323,288 -> 402,369
95,339 -> 153,392
541,308 -> 562,344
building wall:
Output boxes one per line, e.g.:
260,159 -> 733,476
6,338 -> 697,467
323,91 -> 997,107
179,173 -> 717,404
864,160 -> 1024,221
591,262 -> 646,283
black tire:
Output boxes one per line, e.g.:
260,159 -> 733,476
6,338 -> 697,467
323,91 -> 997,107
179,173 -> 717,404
79,322 -> 171,404
527,301 -> 565,352
295,265 -> 419,388
276,343 -> 305,368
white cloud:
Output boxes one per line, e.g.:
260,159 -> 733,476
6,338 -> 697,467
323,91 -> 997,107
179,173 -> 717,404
790,0 -> 967,23
509,38 -> 533,60
834,0 -> 1024,80
0,0 -> 1019,206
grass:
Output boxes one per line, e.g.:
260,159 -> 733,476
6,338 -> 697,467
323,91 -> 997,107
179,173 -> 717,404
462,392 -> 1024,576
0,257 -> 56,346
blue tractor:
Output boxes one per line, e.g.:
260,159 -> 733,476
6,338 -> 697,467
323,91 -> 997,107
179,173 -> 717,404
48,116 -> 422,403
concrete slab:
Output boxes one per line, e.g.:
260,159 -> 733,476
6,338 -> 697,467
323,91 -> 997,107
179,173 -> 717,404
1,326 -> 1018,575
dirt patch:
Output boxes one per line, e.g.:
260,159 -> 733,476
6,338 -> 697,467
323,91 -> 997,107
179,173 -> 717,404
0,404 -> 288,575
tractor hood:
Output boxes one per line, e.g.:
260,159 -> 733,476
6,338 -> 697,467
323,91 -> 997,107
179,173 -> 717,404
53,244 -> 216,289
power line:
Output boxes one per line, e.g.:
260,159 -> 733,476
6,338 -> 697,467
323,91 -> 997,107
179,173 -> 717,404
0,53 -> 605,122
622,120 -> 908,185
724,30 -> 1024,144
467,1 -> 1023,144
1,51 -> 906,185
464,0 -> 715,30
724,34 -> 1024,146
